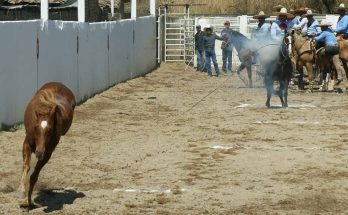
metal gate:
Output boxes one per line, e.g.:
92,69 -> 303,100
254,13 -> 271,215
160,4 -> 195,63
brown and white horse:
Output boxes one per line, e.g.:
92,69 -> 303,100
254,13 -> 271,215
19,82 -> 75,210
289,28 -> 316,91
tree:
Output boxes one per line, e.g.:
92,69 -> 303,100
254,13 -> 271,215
321,0 -> 336,14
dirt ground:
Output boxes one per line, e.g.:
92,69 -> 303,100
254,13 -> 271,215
1,63 -> 348,214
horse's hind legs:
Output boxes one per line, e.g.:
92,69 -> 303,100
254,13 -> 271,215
247,66 -> 253,88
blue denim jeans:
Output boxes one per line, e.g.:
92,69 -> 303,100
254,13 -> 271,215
222,48 -> 232,71
205,50 -> 220,76
196,49 -> 205,71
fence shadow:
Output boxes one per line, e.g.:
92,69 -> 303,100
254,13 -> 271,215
34,189 -> 85,213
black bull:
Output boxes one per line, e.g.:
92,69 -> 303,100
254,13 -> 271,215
230,30 -> 292,108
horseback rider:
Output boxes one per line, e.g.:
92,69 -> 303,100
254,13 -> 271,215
253,11 -> 270,41
271,8 -> 293,42
301,10 -> 321,37
221,20 -> 233,73
289,8 -> 308,29
314,22 -> 347,90
336,4 -> 348,39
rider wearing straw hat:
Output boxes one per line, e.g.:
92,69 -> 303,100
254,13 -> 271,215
314,22 -> 347,88
271,8 -> 293,42
274,5 -> 285,13
302,10 -> 321,37
336,3 -> 348,39
289,7 -> 309,29
252,11 -> 270,41
315,22 -> 339,55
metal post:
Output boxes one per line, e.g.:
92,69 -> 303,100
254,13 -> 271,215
157,7 -> 161,63
131,0 -> 137,19
41,0 -> 49,20
239,15 -> 248,35
150,0 -> 156,16
111,0 -> 114,18
78,0 -> 85,22
164,5 -> 167,62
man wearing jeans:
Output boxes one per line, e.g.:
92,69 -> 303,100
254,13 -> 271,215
195,25 -> 205,71
221,20 -> 233,73
203,25 -> 223,77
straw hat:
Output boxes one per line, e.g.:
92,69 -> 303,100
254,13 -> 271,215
335,3 -> 346,12
301,10 -> 317,17
276,8 -> 293,18
293,7 -> 309,15
274,5 -> 285,10
253,11 -> 269,19
316,22 -> 332,27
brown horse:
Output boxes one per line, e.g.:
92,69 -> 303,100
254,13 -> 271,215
290,29 -> 316,91
19,82 -> 75,210
337,37 -> 348,87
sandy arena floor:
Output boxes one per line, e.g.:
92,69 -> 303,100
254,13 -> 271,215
1,63 -> 348,214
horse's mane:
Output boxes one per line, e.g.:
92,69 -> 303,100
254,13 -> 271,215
37,89 -> 66,115
231,30 -> 249,40
230,30 -> 251,51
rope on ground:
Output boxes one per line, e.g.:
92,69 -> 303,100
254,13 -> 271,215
185,76 -> 230,113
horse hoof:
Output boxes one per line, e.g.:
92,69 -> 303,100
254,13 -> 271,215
19,202 -> 40,211
266,103 -> 271,108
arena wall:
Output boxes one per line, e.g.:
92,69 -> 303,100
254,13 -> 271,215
0,16 -> 157,130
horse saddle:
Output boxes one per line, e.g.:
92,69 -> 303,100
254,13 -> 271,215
315,47 -> 325,55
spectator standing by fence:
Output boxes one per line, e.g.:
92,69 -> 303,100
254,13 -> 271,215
221,20 -> 233,73
195,25 -> 205,72
203,25 -> 223,77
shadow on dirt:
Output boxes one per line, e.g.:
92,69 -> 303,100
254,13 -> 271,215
34,189 -> 85,213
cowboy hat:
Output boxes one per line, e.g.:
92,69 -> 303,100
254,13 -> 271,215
293,7 -> 309,15
301,9 -> 317,17
276,8 -> 294,18
205,25 -> 213,31
273,5 -> 285,10
335,3 -> 346,12
316,22 -> 332,27
253,11 -> 269,19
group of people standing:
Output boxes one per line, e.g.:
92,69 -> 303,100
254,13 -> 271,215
194,21 -> 233,77
195,3 -> 348,85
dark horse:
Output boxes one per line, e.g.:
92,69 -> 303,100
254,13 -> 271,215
260,36 -> 293,108
19,82 -> 76,210
230,30 -> 255,87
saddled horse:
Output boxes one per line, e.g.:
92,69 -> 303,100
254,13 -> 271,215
289,28 -> 316,90
230,30 -> 254,87
337,37 -> 348,86
19,82 -> 76,210
259,36 -> 293,108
